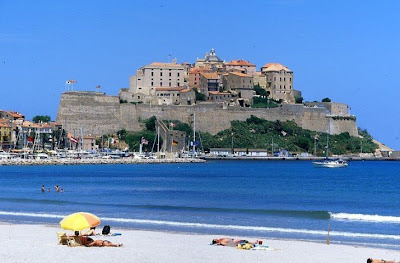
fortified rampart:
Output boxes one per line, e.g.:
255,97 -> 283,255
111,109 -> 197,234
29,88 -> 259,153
57,91 -> 358,137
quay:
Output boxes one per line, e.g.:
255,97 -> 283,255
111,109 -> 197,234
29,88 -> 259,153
204,156 -> 400,161
0,157 -> 205,166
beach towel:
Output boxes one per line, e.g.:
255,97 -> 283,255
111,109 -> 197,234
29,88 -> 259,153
251,245 -> 275,251
237,243 -> 254,250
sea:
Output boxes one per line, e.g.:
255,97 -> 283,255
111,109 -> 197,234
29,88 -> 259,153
1,160 -> 400,250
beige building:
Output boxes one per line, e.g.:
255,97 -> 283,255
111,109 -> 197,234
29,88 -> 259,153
253,72 -> 267,89
0,119 -> 11,147
225,60 -> 256,75
123,60 -> 185,103
224,72 -> 254,106
199,72 -> 220,97
305,102 -> 351,116
208,91 -> 232,102
261,63 -> 295,103
83,136 -> 97,151
155,87 -> 195,105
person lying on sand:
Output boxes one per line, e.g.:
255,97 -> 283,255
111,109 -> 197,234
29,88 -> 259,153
211,238 -> 252,247
86,239 -> 123,247
82,227 -> 97,236
367,258 -> 397,263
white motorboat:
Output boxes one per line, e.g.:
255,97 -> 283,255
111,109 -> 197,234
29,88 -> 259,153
313,159 -> 348,168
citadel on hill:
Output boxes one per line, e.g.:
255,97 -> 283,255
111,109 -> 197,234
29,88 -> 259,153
57,48 -> 358,142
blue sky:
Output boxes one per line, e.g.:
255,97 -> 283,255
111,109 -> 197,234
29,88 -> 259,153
1,0 -> 400,149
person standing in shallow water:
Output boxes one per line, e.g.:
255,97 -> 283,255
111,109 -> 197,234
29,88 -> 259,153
54,185 -> 60,192
41,185 -> 45,192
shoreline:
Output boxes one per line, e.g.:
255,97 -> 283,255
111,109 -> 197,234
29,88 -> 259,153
0,157 -> 205,166
0,222 -> 399,263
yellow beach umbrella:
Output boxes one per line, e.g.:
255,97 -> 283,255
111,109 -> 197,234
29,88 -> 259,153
59,212 -> 101,231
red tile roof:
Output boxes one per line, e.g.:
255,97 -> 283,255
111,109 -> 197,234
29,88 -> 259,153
156,87 -> 185,92
226,59 -> 255,66
229,72 -> 252,78
200,72 -> 219,79
261,63 -> 292,72
209,91 -> 231,95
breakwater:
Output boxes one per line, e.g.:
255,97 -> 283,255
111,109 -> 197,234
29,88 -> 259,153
0,158 -> 205,166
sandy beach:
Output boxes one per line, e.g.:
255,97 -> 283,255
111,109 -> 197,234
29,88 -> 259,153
0,223 -> 398,263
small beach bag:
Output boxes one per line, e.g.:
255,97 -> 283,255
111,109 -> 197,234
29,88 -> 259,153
102,225 -> 111,235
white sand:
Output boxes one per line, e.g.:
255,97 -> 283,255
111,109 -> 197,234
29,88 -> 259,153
0,223 -> 398,263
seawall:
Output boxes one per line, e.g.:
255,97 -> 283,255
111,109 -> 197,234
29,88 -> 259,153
57,91 -> 358,137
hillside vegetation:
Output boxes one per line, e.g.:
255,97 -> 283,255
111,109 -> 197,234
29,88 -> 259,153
118,115 -> 378,155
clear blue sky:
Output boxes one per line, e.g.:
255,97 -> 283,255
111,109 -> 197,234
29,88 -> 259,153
1,1 -> 400,149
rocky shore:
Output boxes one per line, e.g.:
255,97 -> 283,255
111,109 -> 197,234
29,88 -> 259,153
0,157 -> 205,166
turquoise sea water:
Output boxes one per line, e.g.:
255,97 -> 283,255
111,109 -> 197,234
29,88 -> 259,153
0,160 -> 400,249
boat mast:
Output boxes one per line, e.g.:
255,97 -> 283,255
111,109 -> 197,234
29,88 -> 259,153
192,112 -> 196,155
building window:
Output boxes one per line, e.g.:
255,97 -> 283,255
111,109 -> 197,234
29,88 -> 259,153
290,78 -> 292,82
169,72 -> 171,77
160,72 -> 163,76
151,72 -> 153,76
290,85 -> 292,89
169,82 -> 171,86
160,82 -> 162,86
284,85 -> 286,89
151,82 -> 153,86
177,73 -> 180,77
274,77 -> 276,81
280,85 -> 281,89
177,82 -> 180,86
284,78 -> 286,81
280,77 -> 282,81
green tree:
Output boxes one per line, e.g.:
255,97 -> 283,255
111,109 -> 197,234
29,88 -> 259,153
33,115 -> 51,123
117,129 -> 128,140
295,96 -> 303,103
322,97 -> 331,102
145,116 -> 157,131
253,84 -> 269,96
192,88 -> 206,101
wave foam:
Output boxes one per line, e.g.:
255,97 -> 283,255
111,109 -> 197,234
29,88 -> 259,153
1,210 -> 400,240
331,213 -> 400,224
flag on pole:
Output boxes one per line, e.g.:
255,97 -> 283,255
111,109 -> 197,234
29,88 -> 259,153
66,79 -> 77,84
141,138 -> 149,145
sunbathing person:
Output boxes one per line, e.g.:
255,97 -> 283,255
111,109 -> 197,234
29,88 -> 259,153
86,239 -> 123,247
82,227 -> 97,236
367,259 -> 396,263
211,238 -> 251,247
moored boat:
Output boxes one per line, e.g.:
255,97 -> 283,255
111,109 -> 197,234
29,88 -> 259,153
313,159 -> 348,168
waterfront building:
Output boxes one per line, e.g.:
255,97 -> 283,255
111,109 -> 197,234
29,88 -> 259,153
0,110 -> 24,121
0,119 -> 11,149
225,59 -> 256,75
261,63 -> 295,103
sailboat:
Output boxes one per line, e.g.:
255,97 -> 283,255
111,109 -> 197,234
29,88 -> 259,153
312,123 -> 348,168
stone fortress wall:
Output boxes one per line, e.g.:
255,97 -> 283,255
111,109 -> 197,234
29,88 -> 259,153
57,91 -> 358,137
